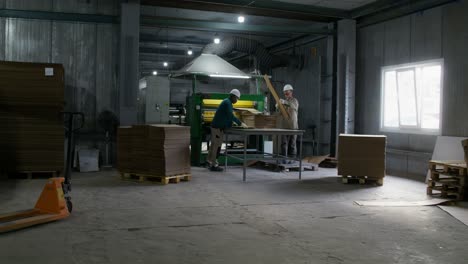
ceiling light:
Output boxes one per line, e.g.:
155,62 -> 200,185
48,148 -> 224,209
238,16 -> 245,23
187,48 -> 193,55
152,71 -> 157,75
163,62 -> 168,67
214,33 -> 220,44
209,74 -> 250,79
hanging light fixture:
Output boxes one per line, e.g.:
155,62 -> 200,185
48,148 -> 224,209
213,33 -> 220,44
163,62 -> 168,67
187,47 -> 193,55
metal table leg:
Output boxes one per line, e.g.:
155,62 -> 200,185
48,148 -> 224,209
299,134 -> 303,180
243,134 -> 247,182
224,133 -> 228,171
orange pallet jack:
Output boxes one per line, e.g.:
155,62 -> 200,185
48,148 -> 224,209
0,112 -> 84,233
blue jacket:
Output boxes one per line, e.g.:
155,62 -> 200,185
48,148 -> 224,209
211,98 -> 241,129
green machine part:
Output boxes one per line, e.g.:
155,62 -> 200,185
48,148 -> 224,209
187,94 -> 203,166
187,92 -> 265,166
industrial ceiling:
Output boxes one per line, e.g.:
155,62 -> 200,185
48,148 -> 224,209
138,0 -> 456,75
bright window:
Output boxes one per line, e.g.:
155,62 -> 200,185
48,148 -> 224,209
381,59 -> 443,134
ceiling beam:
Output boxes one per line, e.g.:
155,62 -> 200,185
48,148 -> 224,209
0,9 -> 117,23
351,0 -> 410,18
139,47 -> 200,57
356,0 -> 457,27
140,33 -> 208,48
141,16 -> 334,36
141,0 -> 349,22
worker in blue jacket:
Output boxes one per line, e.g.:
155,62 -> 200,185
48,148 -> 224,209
207,89 -> 248,171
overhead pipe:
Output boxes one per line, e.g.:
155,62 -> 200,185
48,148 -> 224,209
202,36 -> 303,72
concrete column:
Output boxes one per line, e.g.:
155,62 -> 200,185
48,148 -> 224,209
119,1 -> 140,125
336,19 -> 356,150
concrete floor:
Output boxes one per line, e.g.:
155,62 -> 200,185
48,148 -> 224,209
1,167 -> 467,264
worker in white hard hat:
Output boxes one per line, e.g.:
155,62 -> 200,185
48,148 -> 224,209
278,84 -> 299,164
207,89 -> 248,171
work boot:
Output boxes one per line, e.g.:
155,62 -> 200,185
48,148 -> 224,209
209,166 -> 224,172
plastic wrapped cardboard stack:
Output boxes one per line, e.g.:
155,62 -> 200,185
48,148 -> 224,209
117,125 -> 191,176
338,134 -> 387,179
0,61 -> 64,173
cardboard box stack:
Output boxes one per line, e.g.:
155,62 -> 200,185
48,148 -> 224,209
117,124 -> 191,176
338,134 -> 387,179
0,61 -> 64,173
240,112 -> 278,129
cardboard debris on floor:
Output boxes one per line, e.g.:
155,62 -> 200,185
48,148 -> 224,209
0,61 -> 65,174
354,199 -> 451,207
438,202 -> 468,226
117,124 -> 191,176
338,134 -> 387,180
302,155 -> 329,165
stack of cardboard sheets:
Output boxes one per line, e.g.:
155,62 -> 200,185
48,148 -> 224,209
117,125 -> 191,176
338,134 -> 387,179
0,61 -> 64,173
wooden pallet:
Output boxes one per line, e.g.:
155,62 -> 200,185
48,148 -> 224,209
120,172 -> 191,185
430,171 -> 467,183
429,160 -> 467,176
341,175 -> 384,186
427,160 -> 467,200
3,171 -> 61,179
427,186 -> 464,200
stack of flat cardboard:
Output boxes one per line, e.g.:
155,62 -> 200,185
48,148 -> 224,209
0,61 -> 64,173
338,134 -> 387,179
117,125 -> 191,176
240,111 -> 278,129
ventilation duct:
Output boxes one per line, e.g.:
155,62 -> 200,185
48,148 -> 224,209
202,36 -> 302,71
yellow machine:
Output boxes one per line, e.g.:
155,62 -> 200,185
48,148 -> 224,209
202,99 -> 256,123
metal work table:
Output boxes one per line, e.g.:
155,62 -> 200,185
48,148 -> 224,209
223,128 -> 305,181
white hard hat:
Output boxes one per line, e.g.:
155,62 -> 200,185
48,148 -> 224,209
230,89 -> 241,99
283,84 -> 293,92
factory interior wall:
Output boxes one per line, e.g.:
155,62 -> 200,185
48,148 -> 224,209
0,0 -> 120,164
355,0 -> 468,180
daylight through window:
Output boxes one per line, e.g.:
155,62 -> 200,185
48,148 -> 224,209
381,60 -> 443,134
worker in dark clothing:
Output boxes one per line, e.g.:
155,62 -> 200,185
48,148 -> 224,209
207,89 -> 247,171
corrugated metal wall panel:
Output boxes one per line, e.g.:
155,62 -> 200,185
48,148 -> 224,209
6,0 -> 52,11
410,8 -> 442,61
3,0 -> 119,15
355,23 -> 384,135
0,18 -> 4,60
383,16 -> 411,66
51,22 -> 77,111
2,19 -> 119,128
5,18 -> 52,62
96,24 -> 119,115
74,24 -> 97,131
442,0 -> 468,136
